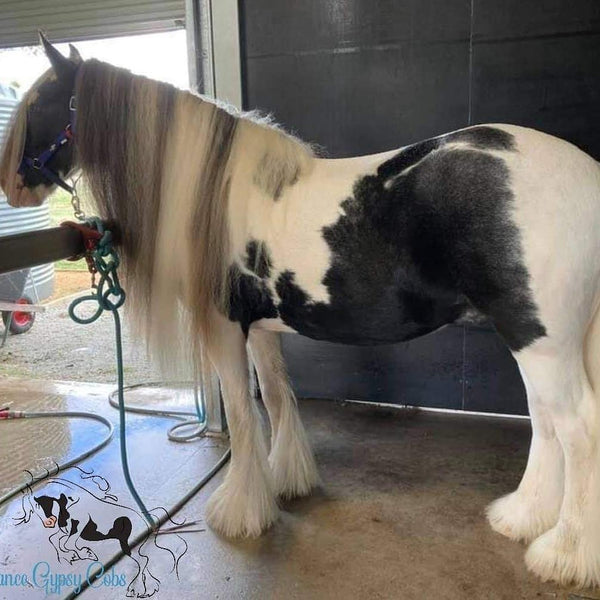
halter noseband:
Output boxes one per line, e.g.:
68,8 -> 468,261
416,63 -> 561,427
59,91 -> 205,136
18,94 -> 77,194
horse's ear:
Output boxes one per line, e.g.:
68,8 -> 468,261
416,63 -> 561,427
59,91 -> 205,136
68,44 -> 82,64
38,31 -> 72,76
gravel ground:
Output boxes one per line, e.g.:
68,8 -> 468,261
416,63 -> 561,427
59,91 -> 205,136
0,293 -> 155,383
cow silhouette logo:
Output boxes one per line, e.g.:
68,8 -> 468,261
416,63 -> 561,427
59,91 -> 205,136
14,465 -> 189,598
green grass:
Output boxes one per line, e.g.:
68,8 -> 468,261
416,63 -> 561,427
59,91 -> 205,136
48,189 -> 77,226
49,190 -> 88,270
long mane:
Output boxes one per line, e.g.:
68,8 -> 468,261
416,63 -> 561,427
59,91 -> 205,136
74,59 -> 313,373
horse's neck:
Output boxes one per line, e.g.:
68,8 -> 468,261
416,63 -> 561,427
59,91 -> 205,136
228,140 -> 396,259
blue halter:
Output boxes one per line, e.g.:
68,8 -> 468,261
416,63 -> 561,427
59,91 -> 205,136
18,95 -> 77,194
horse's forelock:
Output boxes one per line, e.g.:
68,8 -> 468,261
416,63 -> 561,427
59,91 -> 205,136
0,99 -> 27,197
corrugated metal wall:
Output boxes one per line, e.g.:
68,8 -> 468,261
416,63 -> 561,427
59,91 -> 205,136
0,0 -> 185,48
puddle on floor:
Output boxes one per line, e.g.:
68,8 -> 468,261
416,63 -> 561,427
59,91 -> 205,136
0,379 -> 229,600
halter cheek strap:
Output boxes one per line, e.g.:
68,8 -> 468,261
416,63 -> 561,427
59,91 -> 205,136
18,95 -> 77,194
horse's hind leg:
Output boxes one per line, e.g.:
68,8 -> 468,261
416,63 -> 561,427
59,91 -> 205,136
486,284 -> 600,586
487,361 -> 564,542
204,314 -> 279,537
248,330 -> 319,499
511,340 -> 600,588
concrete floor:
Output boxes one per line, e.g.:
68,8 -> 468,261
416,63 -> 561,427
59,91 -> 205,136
0,378 -> 597,600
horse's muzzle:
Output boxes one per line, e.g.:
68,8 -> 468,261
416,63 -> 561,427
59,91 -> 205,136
1,174 -> 47,207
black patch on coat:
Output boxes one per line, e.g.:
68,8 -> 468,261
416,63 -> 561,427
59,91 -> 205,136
245,240 -> 272,278
34,495 -> 55,519
443,126 -> 516,151
275,126 -> 545,351
69,519 -> 79,536
377,126 -> 515,180
228,264 -> 277,336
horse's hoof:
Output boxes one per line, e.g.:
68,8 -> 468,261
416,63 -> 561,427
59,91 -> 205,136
205,473 -> 279,538
526,524 -> 600,588
486,491 -> 558,543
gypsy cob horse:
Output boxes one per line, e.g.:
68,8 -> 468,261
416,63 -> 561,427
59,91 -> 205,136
2,35 -> 600,589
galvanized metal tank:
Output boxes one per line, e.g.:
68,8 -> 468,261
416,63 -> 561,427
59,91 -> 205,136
0,84 -> 54,300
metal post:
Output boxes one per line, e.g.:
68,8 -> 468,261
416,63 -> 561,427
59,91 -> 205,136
186,0 -> 243,109
211,0 -> 243,109
204,368 -> 226,434
186,0 -> 241,433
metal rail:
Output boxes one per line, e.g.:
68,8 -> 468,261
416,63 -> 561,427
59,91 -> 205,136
0,226 -> 85,275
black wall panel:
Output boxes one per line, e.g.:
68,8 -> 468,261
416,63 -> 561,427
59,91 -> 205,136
282,326 -> 465,411
241,0 -> 472,156
244,43 -> 470,156
471,1 -> 600,157
239,0 -> 599,414
281,324 -> 528,416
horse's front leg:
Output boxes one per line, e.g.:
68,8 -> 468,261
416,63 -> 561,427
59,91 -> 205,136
205,315 -> 279,537
248,330 -> 319,499
48,529 -> 72,563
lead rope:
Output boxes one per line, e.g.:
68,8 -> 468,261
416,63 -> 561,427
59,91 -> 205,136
63,214 -> 156,530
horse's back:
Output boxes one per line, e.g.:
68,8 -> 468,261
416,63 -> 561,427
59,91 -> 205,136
244,124 -> 600,350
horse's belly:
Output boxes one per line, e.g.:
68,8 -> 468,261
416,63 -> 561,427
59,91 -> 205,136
250,315 -> 443,345
270,272 -> 466,345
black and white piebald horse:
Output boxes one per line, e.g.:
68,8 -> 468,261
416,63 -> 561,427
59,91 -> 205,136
3,35 -> 600,589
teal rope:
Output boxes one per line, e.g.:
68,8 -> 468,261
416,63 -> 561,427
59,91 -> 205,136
108,381 -> 206,442
68,218 -> 155,529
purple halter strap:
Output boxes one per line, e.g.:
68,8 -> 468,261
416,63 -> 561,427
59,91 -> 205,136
18,94 -> 77,194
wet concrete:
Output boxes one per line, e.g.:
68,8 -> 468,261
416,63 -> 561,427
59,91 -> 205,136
0,378 -> 597,600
